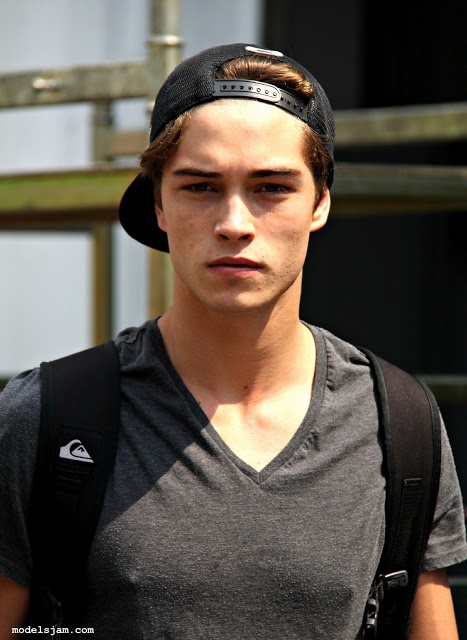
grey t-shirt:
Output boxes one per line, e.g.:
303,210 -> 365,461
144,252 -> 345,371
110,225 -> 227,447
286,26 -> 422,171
0,320 -> 466,639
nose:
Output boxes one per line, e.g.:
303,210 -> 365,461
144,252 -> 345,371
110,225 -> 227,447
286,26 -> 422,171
214,194 -> 255,243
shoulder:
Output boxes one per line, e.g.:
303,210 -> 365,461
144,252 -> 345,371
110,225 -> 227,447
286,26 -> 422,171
307,325 -> 382,450
310,324 -> 431,406
307,324 -> 375,395
0,367 -> 42,501
113,318 -> 163,371
0,369 -> 42,586
315,325 -> 370,366
0,367 -> 41,447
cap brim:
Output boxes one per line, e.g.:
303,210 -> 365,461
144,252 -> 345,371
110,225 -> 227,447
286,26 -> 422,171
119,174 -> 169,252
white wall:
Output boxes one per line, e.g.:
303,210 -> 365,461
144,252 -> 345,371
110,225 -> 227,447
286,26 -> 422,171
0,0 -> 263,376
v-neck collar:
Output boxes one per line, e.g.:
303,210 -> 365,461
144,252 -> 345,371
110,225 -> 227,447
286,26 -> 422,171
151,321 -> 328,484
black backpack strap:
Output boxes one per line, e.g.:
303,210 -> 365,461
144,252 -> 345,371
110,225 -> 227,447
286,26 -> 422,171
29,340 -> 120,628
361,349 -> 442,639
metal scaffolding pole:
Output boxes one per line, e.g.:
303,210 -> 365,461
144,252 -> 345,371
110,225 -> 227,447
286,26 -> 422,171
147,0 -> 183,319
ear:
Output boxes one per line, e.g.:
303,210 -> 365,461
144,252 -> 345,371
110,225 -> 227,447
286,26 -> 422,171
310,187 -> 331,233
155,203 -> 167,232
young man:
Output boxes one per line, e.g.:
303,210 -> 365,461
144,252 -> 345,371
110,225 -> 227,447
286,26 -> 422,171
0,43 -> 466,639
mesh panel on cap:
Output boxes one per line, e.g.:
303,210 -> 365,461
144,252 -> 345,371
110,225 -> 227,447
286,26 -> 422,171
306,83 -> 335,160
150,44 -> 250,141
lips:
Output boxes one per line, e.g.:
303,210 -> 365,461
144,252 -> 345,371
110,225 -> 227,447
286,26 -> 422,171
208,256 -> 261,268
207,256 -> 262,277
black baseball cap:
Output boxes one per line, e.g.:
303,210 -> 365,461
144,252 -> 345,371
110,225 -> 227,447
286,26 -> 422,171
119,43 -> 335,252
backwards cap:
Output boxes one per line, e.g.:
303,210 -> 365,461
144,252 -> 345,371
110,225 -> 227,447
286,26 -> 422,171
119,43 -> 335,252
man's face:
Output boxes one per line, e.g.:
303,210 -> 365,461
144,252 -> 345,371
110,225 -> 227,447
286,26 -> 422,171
156,99 -> 330,315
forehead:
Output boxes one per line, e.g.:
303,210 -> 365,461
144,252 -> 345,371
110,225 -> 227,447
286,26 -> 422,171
191,97 -> 306,135
168,99 -> 311,169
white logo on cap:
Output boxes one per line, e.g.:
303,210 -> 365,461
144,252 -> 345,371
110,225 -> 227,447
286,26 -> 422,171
245,46 -> 284,58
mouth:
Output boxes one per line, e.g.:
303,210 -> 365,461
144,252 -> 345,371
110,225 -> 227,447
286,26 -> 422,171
208,256 -> 263,277
209,256 -> 261,268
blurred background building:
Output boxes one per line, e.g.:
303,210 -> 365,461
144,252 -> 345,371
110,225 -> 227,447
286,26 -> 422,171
0,0 -> 466,631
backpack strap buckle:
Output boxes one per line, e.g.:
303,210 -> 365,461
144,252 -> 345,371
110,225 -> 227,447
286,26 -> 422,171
382,570 -> 409,591
363,571 -> 408,638
364,595 -> 379,638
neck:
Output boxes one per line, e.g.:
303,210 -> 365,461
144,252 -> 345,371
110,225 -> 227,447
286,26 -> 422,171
157,281 -> 315,402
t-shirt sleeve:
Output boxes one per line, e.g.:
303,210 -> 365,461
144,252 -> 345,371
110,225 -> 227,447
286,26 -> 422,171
422,412 -> 467,571
0,368 -> 41,587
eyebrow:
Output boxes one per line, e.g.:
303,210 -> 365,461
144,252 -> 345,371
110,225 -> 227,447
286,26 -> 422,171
171,167 -> 303,179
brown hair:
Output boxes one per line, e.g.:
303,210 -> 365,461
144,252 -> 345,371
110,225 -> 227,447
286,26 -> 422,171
139,55 -> 331,206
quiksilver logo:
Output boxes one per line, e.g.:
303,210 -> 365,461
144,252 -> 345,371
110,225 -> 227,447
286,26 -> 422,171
59,439 -> 94,463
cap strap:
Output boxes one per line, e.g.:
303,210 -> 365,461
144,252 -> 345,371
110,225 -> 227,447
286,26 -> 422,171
213,79 -> 308,123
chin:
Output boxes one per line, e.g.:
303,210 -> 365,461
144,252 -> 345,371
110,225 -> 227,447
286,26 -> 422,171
198,286 -> 297,317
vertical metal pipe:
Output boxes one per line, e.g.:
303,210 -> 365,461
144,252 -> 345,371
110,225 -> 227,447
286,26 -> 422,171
91,221 -> 112,344
147,0 -> 183,318
149,0 -> 182,42
91,101 -> 114,344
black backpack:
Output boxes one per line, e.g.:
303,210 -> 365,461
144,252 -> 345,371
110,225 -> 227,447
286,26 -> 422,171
28,341 -> 441,638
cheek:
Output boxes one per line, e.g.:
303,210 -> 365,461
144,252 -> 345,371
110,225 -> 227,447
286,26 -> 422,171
277,227 -> 311,273
168,217 -> 201,248
164,217 -> 203,264
268,213 -> 312,248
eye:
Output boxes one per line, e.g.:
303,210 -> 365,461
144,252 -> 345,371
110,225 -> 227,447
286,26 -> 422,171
258,183 -> 290,194
183,182 -> 214,192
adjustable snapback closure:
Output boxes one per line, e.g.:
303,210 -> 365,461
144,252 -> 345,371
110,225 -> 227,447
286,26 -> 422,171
213,79 -> 308,122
